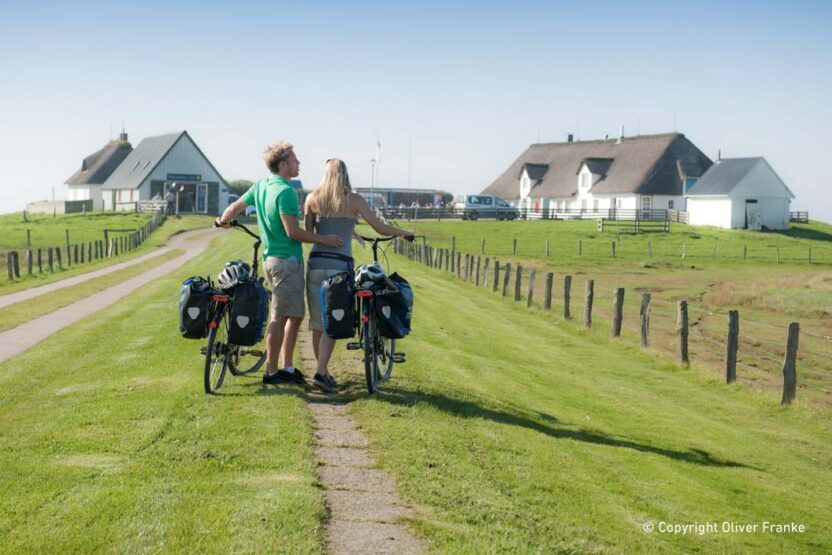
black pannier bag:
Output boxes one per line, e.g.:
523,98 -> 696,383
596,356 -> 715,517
375,273 -> 413,339
179,276 -> 212,339
228,279 -> 269,346
321,272 -> 356,339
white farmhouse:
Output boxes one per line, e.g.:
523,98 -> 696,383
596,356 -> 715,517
482,132 -> 712,215
100,131 -> 229,215
685,157 -> 794,230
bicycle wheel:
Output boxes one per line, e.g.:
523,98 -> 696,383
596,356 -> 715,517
227,342 -> 267,376
363,300 -> 379,394
204,309 -> 229,394
378,337 -> 395,382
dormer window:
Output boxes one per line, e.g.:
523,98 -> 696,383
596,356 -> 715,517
580,172 -> 590,189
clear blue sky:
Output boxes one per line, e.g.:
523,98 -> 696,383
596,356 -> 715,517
1,0 -> 830,221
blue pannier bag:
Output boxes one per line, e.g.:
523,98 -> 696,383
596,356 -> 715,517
374,272 -> 413,339
321,272 -> 356,339
228,279 -> 269,346
179,276 -> 212,339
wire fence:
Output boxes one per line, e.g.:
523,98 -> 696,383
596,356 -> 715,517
395,238 -> 832,408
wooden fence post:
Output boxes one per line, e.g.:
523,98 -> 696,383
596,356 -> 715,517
493,260 -> 500,292
584,279 -> 594,328
475,255 -> 481,285
781,322 -> 799,405
445,249 -> 450,272
564,275 -> 572,320
512,238 -> 517,255
463,254 -> 470,281
682,242 -> 686,260
776,247 -> 780,265
26,229 -> 31,246
481,238 -> 485,254
640,292 -> 651,347
543,272 -> 554,311
37,248 -> 43,273
451,245 -> 455,272
514,265 -> 522,301
545,239 -> 549,257
456,253 -> 461,278
611,241 -> 616,258
48,247 -> 54,272
743,245 -> 747,261
527,269 -> 536,307
726,310 -> 739,384
26,249 -> 32,275
73,244 -> 79,264
612,288 -> 625,337
55,246 -> 62,269
5,253 -> 13,281
482,257 -> 490,288
502,263 -> 511,297
808,247 -> 812,264
677,301 -> 689,364
578,240 -> 582,257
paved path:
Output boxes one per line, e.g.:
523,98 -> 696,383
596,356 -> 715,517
298,332 -> 425,555
0,229 -> 216,364
0,230 -> 208,309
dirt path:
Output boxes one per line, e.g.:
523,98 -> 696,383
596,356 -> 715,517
0,229 -> 215,364
0,230 -> 210,309
297,331 -> 425,555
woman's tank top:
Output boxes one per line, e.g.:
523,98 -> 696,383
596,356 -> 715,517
308,217 -> 355,270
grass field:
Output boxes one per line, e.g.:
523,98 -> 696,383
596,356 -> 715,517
0,232 -> 326,553
378,220 -> 832,409
391,219 -> 832,267
0,214 -> 214,294
1,226 -> 830,552
336,247 -> 832,553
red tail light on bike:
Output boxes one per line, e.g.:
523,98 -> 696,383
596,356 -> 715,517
212,295 -> 229,303
361,316 -> 369,323
356,291 -> 373,298
210,321 -> 218,329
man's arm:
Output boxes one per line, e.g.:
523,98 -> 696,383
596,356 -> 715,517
215,198 -> 248,227
280,214 -> 343,248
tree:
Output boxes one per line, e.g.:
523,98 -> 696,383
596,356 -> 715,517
228,179 -> 254,196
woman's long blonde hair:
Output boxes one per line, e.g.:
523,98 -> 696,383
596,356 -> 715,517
315,158 -> 352,218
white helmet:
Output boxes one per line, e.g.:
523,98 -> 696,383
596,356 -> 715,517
217,260 -> 251,289
355,262 -> 385,288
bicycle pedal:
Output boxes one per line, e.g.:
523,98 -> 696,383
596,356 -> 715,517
346,342 -> 361,350
392,354 -> 406,363
248,349 -> 264,357
199,346 -> 208,355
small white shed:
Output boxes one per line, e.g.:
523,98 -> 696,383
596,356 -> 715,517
685,157 -> 794,230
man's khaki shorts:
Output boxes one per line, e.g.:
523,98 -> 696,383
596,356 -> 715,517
264,257 -> 305,319
306,268 -> 344,331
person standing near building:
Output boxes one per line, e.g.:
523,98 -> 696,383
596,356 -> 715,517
216,141 -> 343,386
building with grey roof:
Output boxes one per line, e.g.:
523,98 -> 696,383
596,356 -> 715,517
100,130 -> 229,215
64,132 -> 134,210
482,131 -> 712,215
685,157 -> 794,230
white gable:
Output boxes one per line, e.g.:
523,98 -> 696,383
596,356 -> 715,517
731,159 -> 795,199
141,134 -> 226,187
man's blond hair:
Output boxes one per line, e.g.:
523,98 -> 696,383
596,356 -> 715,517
263,141 -> 295,174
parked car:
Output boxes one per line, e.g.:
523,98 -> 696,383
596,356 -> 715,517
454,194 -> 518,220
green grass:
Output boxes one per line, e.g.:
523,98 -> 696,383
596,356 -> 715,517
376,221 -> 832,409
0,215 -> 214,294
0,232 -> 326,553
0,249 -> 184,332
331,252 -> 832,553
392,219 -> 832,268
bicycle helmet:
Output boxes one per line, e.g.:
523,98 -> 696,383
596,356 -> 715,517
217,260 -> 251,289
355,262 -> 385,288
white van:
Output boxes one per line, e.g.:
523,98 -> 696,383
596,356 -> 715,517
453,194 -> 518,220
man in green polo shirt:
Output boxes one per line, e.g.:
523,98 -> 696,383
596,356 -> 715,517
217,141 -> 342,386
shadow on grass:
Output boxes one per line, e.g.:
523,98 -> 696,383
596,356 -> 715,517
329,377 -> 751,469
775,226 -> 832,242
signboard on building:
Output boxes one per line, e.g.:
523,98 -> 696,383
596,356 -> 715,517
167,173 -> 202,182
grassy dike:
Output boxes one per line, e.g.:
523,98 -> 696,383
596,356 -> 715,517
0,215 -> 214,295
0,231 -> 326,553
335,247 -> 832,553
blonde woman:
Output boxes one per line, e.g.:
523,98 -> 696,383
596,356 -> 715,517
304,159 -> 413,393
